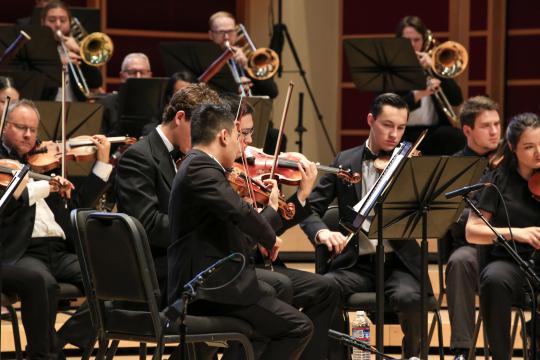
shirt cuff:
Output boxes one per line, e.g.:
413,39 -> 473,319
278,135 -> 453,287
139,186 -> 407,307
296,193 -> 306,207
27,180 -> 51,206
92,161 -> 113,182
314,229 -> 328,245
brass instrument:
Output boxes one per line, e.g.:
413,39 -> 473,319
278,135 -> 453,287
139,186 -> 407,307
422,29 -> 469,127
59,17 -> 113,98
236,24 -> 279,81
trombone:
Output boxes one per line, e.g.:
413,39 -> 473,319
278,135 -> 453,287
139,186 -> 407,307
57,17 -> 114,98
422,29 -> 468,127
236,24 -> 279,81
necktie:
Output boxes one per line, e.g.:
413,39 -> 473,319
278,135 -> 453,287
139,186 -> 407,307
170,148 -> 182,162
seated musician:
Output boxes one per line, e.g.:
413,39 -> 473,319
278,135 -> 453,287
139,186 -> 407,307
115,83 -> 221,309
0,99 -> 112,354
395,15 -> 465,155
466,113 -> 540,360
41,0 -> 103,101
168,103 -> 313,359
226,95 -> 340,360
442,96 -> 501,360
300,93 -> 427,358
99,52 -> 154,136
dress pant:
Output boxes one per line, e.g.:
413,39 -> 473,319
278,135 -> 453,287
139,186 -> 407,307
325,253 -> 423,359
2,265 -> 53,360
445,245 -> 478,350
257,266 -> 341,360
480,259 -> 533,360
189,296 -> 313,360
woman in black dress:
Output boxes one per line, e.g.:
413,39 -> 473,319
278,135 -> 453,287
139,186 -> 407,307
466,112 -> 540,360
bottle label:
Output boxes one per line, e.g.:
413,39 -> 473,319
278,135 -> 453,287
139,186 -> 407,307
352,325 -> 370,341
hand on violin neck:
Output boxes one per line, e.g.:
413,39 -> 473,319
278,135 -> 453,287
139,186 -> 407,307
91,135 -> 111,164
297,159 -> 318,203
263,178 -> 279,211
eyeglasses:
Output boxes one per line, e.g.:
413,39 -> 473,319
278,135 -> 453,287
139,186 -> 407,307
211,29 -> 236,37
240,128 -> 255,137
8,122 -> 38,135
122,69 -> 151,77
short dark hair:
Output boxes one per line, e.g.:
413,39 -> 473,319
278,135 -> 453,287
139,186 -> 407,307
459,96 -> 499,129
191,104 -> 235,146
370,93 -> 409,119
395,16 -> 428,44
41,0 -> 71,22
165,70 -> 196,101
221,94 -> 254,117
161,83 -> 221,124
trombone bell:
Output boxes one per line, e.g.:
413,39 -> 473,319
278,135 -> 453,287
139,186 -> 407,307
79,32 -> 114,67
431,41 -> 469,78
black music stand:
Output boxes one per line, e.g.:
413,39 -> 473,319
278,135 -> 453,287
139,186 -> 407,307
343,38 -> 425,92
117,77 -> 169,139
364,156 -> 487,360
245,96 -> 273,149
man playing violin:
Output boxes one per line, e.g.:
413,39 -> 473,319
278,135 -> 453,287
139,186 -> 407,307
0,99 -> 112,356
168,103 -> 313,359
301,93 -> 428,359
231,96 -> 341,360
115,83 -> 221,310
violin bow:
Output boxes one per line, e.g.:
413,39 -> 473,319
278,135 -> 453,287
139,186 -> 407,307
269,82 -> 294,180
235,95 -> 257,206
60,64 -> 67,180
0,96 -> 11,139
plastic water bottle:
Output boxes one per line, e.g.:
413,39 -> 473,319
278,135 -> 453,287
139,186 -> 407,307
351,310 -> 371,360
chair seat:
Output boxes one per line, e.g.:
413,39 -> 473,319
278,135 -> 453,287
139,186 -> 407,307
346,292 -> 440,312
105,308 -> 254,339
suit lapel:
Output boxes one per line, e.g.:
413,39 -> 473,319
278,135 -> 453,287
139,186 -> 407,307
148,130 -> 175,190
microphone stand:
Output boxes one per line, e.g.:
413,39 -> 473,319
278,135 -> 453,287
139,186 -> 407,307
271,0 -> 336,156
328,330 -> 416,360
463,195 -> 540,357
295,92 -> 306,153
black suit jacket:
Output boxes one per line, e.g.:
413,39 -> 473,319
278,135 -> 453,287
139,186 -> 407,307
115,129 -> 175,259
0,145 -> 108,263
300,144 -> 426,281
168,149 -> 281,306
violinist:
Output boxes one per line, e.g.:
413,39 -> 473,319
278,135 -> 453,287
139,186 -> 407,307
41,0 -> 103,101
115,83 -> 221,309
300,93 -> 427,359
230,95 -> 341,360
466,113 -> 540,360
168,103 -> 312,359
0,99 -> 112,356
443,96 -> 501,360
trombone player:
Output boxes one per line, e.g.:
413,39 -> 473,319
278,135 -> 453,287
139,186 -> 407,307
395,15 -> 465,155
207,11 -> 278,98
41,0 -> 104,101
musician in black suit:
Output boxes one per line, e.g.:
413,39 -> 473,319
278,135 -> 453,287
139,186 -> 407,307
395,16 -> 465,155
168,103 -> 313,359
41,1 -> 103,101
115,83 -> 221,308
300,93 -> 427,358
0,99 -> 112,353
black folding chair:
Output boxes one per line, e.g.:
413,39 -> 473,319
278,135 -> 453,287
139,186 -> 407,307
70,209 -> 255,360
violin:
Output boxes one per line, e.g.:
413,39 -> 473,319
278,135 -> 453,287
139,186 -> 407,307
0,159 -> 73,197
529,169 -> 540,201
26,136 -> 136,173
243,146 -> 361,185
227,162 -> 295,220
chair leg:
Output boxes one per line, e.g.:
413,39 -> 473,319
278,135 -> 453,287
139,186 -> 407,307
81,337 -> 97,360
6,304 -> 23,360
95,338 -> 110,360
105,339 -> 120,360
468,312 -> 482,360
139,342 -> 148,360
151,340 -> 164,360
510,309 -> 521,359
436,310 -> 445,360
518,309 -> 528,360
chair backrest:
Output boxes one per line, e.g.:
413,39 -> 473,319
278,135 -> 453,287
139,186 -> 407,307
71,210 -> 163,338
322,205 -> 340,232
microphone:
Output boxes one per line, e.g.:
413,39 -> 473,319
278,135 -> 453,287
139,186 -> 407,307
183,252 -> 244,294
328,329 -> 372,352
444,183 -> 490,199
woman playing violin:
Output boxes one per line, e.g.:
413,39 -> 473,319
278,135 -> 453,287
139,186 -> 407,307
466,112 -> 540,360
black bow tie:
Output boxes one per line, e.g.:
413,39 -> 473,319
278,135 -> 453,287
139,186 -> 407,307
170,148 -> 182,162
363,148 -> 392,162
